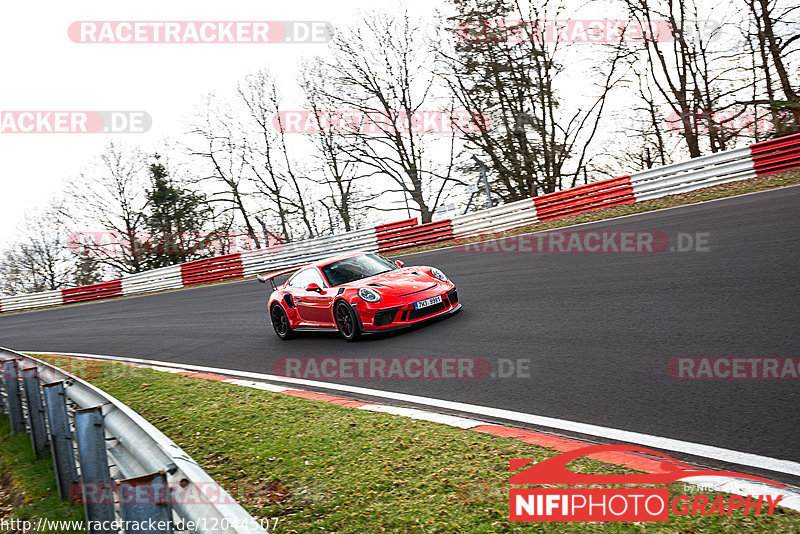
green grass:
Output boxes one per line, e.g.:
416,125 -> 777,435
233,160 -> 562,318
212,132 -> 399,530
0,416 -> 84,532
30,355 -> 800,533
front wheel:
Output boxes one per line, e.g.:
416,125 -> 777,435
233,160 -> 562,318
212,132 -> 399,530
334,301 -> 362,341
270,304 -> 294,339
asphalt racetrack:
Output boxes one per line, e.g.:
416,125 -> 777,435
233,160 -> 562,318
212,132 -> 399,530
1,186 -> 798,469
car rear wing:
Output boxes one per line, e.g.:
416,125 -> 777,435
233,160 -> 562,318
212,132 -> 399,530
256,266 -> 299,291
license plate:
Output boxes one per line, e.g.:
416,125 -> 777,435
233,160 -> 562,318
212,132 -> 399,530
414,295 -> 443,310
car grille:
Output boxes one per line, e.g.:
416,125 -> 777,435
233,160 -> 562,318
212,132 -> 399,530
373,307 -> 400,327
407,300 -> 446,320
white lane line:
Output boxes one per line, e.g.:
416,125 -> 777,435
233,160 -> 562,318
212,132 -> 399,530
359,404 -> 485,429
139,364 -> 185,374
30,350 -> 800,478
223,378 -> 290,393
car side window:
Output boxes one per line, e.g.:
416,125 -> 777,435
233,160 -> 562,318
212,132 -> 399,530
288,269 -> 326,289
288,269 -> 310,288
306,269 -> 326,288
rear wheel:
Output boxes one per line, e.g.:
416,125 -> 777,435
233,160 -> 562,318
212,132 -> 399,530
334,301 -> 361,341
270,304 -> 293,339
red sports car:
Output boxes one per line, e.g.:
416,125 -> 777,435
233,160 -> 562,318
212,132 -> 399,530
257,252 -> 461,341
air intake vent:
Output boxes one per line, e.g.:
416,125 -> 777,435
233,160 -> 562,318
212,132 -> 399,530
373,307 -> 400,327
283,294 -> 295,309
446,288 -> 458,305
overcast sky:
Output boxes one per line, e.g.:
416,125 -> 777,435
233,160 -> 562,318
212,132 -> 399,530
0,0 -> 454,249
0,0 -> 742,250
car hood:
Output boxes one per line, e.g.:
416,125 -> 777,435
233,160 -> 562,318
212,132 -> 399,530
343,267 -> 443,291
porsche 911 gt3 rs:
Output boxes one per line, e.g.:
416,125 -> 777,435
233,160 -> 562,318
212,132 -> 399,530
257,252 -> 461,341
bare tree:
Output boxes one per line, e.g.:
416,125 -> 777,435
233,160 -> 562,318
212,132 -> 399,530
63,142 -> 151,274
741,0 -> 799,136
0,207 -> 72,294
238,70 -> 318,239
632,66 -> 672,167
622,0 -> 757,156
190,98 -> 263,249
315,10 -> 463,222
299,59 -> 381,231
440,0 -> 628,199
232,74 -> 293,242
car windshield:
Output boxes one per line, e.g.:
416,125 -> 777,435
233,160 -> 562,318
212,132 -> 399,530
321,254 -> 397,286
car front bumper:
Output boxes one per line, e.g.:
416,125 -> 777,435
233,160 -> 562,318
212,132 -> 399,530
360,287 -> 461,332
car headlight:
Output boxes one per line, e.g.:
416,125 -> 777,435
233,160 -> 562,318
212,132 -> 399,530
429,268 -> 448,283
357,288 -> 381,302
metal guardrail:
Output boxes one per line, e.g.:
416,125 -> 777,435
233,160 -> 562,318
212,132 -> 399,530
533,175 -> 635,221
376,219 -> 454,253
63,279 -> 125,304
450,198 -> 538,237
0,347 -> 267,534
2,134 -> 799,314
0,289 -> 63,313
629,147 -> 757,201
239,227 -> 380,278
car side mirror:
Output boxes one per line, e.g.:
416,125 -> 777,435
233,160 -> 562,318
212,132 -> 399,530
395,260 -> 404,268
306,283 -> 322,293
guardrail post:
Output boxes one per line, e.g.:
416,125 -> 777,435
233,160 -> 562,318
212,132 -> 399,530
0,356 -> 8,415
43,381 -> 79,500
2,359 -> 25,433
75,406 -> 116,533
118,472 -> 173,533
0,359 -> 6,416
21,366 -> 47,455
